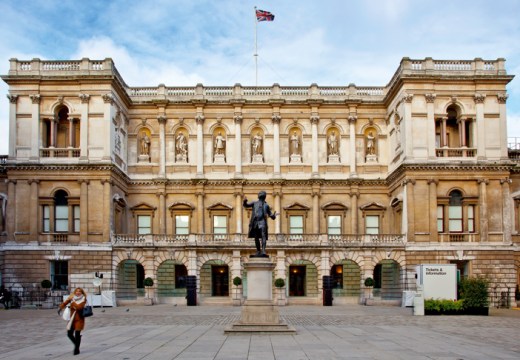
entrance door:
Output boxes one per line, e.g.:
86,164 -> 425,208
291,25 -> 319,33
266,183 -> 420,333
289,265 -> 306,296
211,265 -> 229,296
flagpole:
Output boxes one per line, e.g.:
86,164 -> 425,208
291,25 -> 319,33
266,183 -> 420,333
254,6 -> 258,88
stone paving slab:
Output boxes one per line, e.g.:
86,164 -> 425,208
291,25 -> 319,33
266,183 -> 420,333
0,305 -> 518,359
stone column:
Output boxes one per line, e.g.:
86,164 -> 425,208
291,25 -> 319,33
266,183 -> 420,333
272,114 -> 281,177
311,115 -> 320,177
350,191 -> 359,234
312,186 -> 320,234
425,94 -> 436,158
102,179 -> 112,241
501,178 -> 512,244
234,114 -> 243,177
234,190 -> 243,234
158,191 -> 166,234
403,94 -> 414,157
79,94 -> 90,160
102,94 -> 115,160
29,94 -> 41,159
78,179 -> 89,242
273,187 -> 282,234
5,180 -> 16,241
404,179 -> 415,241
441,117 -> 447,148
68,118 -> 75,148
475,93 -> 486,159
50,117 -> 57,148
7,94 -> 18,158
196,114 -> 205,177
348,115 -> 357,177
157,115 -> 167,178
28,180 -> 39,239
478,179 -> 488,242
427,179 -> 438,240
498,94 -> 508,159
196,186 -> 205,234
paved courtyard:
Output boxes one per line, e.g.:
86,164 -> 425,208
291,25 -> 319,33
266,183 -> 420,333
0,304 -> 518,359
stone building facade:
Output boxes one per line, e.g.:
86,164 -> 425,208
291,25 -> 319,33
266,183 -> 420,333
1,57 -> 519,306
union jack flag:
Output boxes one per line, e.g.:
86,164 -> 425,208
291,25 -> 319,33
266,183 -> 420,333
256,9 -> 275,22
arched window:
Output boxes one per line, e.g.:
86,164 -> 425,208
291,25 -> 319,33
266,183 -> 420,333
448,190 -> 463,232
437,189 -> 477,241
54,190 -> 69,232
41,190 -> 80,240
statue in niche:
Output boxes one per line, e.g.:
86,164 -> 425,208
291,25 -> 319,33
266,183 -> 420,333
366,131 -> 376,155
176,131 -> 188,160
214,131 -> 226,155
328,130 -> 339,155
252,132 -> 263,156
290,131 -> 300,155
140,132 -> 151,156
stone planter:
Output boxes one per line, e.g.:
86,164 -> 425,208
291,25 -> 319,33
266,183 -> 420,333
232,285 -> 243,306
275,287 -> 286,306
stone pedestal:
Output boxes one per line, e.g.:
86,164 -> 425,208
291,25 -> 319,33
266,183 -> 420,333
214,153 -> 226,164
366,154 -> 377,163
328,154 -> 340,163
252,154 -> 263,163
225,257 -> 295,334
138,154 -> 150,163
290,154 -> 302,163
176,154 -> 187,163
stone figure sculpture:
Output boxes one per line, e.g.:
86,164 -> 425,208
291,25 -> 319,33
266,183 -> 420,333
290,131 -> 300,155
243,191 -> 278,257
214,132 -> 225,155
366,132 -> 376,155
328,130 -> 338,155
140,133 -> 150,155
252,132 -> 263,155
176,132 -> 187,157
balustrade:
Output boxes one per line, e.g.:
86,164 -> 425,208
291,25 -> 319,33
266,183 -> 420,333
40,148 -> 80,158
435,148 -> 476,158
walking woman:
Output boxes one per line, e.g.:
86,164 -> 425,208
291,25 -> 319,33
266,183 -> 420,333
58,287 -> 87,355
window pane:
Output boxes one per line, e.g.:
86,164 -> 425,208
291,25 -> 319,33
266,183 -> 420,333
449,220 -> 462,232
366,215 -> 379,227
467,206 -> 474,217
290,216 -> 303,227
213,215 -> 227,228
74,206 -> 80,218
55,205 -> 68,219
138,216 -> 151,227
328,215 -> 341,235
448,206 -> 462,218
43,205 -> 50,233
176,215 -> 189,227
55,219 -> 68,232
138,215 -> 151,234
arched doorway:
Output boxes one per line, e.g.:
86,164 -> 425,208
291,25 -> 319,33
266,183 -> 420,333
200,260 -> 229,297
157,260 -> 188,299
116,260 -> 145,300
331,260 -> 361,302
373,260 -> 401,300
288,260 -> 318,298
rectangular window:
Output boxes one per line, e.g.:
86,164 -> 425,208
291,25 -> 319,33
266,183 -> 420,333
448,206 -> 463,232
55,205 -> 69,232
365,215 -> 379,234
175,215 -> 190,235
289,215 -> 304,234
43,205 -> 50,233
137,215 -> 151,234
175,265 -> 187,289
50,260 -> 68,290
213,215 -> 227,239
437,205 -> 444,232
467,205 -> 475,233
73,205 -> 80,233
327,215 -> 341,235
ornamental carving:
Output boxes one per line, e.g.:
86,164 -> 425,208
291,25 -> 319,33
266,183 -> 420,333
7,94 -> 18,104
497,93 -> 508,104
348,115 -> 357,124
157,115 -> 167,124
233,114 -> 243,124
425,93 -> 436,103
271,114 -> 281,124
79,93 -> 90,103
310,115 -> 320,124
30,94 -> 41,104
402,93 -> 414,103
474,93 -> 485,104
195,114 -> 205,124
102,93 -> 114,104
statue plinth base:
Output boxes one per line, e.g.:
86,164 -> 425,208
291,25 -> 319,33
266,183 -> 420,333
290,154 -> 302,163
224,257 -> 296,334
252,154 -> 264,163
214,153 -> 226,164
366,154 -> 378,163
176,154 -> 187,163
328,154 -> 340,163
138,154 -> 150,163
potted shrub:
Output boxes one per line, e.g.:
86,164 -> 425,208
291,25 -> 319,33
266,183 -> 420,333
459,277 -> 489,315
274,278 -> 286,306
144,277 -> 154,305
41,279 -> 52,290
364,277 -> 374,305
232,276 -> 242,306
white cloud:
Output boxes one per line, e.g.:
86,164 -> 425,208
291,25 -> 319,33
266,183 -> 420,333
507,112 -> 520,139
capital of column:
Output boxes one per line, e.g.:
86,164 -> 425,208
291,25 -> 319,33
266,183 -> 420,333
77,179 -> 90,185
402,93 -> 414,103
156,191 -> 166,197
497,93 -> 508,104
477,178 -> 489,185
157,115 -> 167,124
348,115 -> 357,124
100,179 -> 113,185
27,179 -> 40,185
233,114 -> 243,124
102,93 -> 114,104
402,179 -> 416,186
271,114 -> 281,124
312,190 -> 321,197
195,191 -> 205,197
474,93 -> 486,104
195,114 -> 205,124
233,191 -> 243,197
425,93 -> 436,103
7,94 -> 18,104
500,178 -> 512,185
310,115 -> 320,124
79,93 -> 90,103
427,178 -> 438,186
272,190 -> 283,197
30,94 -> 41,104
5,179 -> 17,185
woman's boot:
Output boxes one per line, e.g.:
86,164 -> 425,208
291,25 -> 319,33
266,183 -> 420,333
73,331 -> 81,355
67,329 -> 75,344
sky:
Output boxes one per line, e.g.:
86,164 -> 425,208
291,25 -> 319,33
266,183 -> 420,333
1,0 -> 520,154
